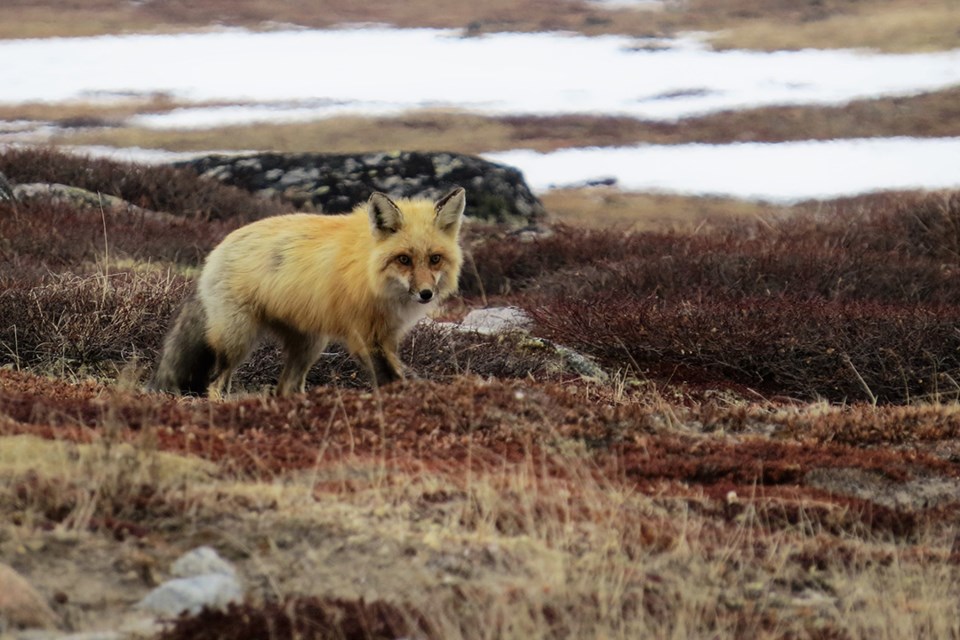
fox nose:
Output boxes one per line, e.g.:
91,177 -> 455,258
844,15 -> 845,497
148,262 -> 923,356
418,289 -> 434,302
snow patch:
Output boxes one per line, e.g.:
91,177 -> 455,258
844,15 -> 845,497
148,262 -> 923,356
485,137 -> 960,202
1,28 -> 959,126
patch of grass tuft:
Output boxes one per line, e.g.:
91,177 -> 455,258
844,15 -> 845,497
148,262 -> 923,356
0,270 -> 189,376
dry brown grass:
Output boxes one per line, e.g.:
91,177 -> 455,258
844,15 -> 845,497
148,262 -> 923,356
2,370 -> 959,639
709,1 -> 960,52
34,86 -> 960,156
0,2 -> 159,40
0,0 -> 633,40
0,96 -> 185,127
540,188 -> 786,232
0,0 -> 956,52
51,111 -> 519,156
3,149 -> 960,639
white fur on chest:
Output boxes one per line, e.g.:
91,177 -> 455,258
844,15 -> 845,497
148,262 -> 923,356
392,299 -> 435,336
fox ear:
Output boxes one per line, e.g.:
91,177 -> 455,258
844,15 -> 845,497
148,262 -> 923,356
368,192 -> 404,236
434,187 -> 466,235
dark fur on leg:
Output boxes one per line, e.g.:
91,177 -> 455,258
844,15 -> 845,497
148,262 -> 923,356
149,296 -> 216,395
368,350 -> 403,387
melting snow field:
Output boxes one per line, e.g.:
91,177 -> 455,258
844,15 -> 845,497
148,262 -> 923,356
488,138 -> 960,201
4,28 -> 960,122
1,27 -> 959,199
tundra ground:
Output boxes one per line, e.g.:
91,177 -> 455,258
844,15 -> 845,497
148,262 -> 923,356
1,149 -> 959,638
2,3 -> 959,634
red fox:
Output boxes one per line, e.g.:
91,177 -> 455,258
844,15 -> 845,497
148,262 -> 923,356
152,187 -> 466,398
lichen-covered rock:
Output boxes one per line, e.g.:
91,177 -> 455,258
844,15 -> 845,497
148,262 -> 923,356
12,183 -> 186,226
176,151 -> 546,225
458,307 -> 534,335
13,183 -> 137,211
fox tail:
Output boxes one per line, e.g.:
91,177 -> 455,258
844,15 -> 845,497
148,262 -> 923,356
149,295 -> 216,395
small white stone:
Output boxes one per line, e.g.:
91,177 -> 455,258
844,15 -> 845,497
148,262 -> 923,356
170,546 -> 237,579
459,307 -> 532,335
135,574 -> 242,617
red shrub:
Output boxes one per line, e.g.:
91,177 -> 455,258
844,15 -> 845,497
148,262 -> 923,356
0,146 -> 288,221
0,199 -> 232,275
531,293 -> 960,403
160,597 -> 428,640
0,270 -> 191,372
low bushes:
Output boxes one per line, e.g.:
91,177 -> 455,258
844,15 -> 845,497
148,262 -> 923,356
532,294 -> 960,402
0,146 -> 287,221
465,190 -> 960,402
2,146 -> 958,402
0,198 -> 230,275
0,270 -> 189,375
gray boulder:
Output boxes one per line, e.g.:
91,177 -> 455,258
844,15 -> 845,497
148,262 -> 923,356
176,151 -> 546,225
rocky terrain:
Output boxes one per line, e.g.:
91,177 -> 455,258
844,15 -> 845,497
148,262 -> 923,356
178,151 -> 546,225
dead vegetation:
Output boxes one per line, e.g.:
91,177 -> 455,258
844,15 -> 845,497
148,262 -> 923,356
1,0 -> 956,52
0,147 -> 289,222
3,148 -> 960,402
1,2 -> 958,632
1,148 -> 960,638
461,190 -> 960,403
2,368 -> 959,638
16,86 -> 960,156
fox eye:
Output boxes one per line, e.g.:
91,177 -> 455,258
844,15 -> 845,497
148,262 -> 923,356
396,254 -> 412,266
429,254 -> 442,265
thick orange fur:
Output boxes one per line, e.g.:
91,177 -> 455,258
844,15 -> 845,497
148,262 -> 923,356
152,187 -> 466,397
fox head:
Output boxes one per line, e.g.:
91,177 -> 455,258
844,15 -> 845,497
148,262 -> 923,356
367,187 -> 466,305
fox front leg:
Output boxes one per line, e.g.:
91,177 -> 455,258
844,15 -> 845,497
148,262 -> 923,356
367,341 -> 405,387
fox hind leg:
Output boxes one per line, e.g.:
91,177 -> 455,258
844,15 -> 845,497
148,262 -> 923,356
205,311 -> 260,400
274,324 -> 328,396
151,295 -> 216,395
207,353 -> 236,401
